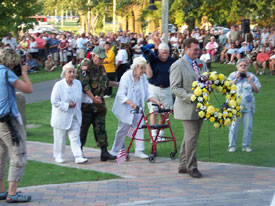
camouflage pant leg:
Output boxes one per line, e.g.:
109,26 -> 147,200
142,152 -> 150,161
80,104 -> 94,148
91,107 -> 108,148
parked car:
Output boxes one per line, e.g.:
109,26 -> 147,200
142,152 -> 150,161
213,26 -> 230,34
168,24 -> 177,33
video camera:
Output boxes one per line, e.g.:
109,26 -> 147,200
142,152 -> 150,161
240,72 -> 247,78
13,64 -> 22,77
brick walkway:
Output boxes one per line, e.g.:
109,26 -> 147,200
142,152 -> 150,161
1,141 -> 274,206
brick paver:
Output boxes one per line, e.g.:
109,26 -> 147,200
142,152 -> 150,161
0,141 -> 274,206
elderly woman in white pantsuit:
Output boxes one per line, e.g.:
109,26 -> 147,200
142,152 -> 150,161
110,57 -> 163,159
50,61 -> 88,164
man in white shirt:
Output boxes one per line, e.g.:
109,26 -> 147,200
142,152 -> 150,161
117,32 -> 130,44
1,33 -> 17,50
115,43 -> 129,81
200,48 -> 211,70
76,33 -> 88,64
170,33 -> 179,48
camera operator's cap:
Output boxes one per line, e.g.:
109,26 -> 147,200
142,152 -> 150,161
92,46 -> 107,58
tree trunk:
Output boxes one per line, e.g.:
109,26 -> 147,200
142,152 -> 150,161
61,8 -> 64,28
187,18 -> 195,30
91,10 -> 99,35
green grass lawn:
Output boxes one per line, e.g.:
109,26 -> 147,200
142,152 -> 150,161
4,160 -> 119,188
26,62 -> 275,167
25,66 -> 61,84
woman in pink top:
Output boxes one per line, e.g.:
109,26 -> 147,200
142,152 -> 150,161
36,33 -> 46,64
205,36 -> 219,61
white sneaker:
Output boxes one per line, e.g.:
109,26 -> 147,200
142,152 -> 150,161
228,147 -> 236,152
103,95 -> 111,99
55,158 -> 65,163
242,147 -> 252,152
134,151 -> 149,159
75,157 -> 88,164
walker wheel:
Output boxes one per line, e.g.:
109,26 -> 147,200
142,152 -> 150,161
149,155 -> 156,163
170,152 -> 177,160
126,153 -> 130,161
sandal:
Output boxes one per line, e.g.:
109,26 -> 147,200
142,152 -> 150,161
0,191 -> 8,200
6,192 -> 31,203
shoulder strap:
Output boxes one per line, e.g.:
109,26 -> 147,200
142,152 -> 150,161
5,70 -> 12,114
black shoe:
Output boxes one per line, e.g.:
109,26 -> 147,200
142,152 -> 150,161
100,147 -> 116,161
188,168 -> 202,178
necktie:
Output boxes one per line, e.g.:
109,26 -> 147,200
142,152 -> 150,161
192,60 -> 200,77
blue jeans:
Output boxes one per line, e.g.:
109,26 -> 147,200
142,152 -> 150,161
228,111 -> 254,148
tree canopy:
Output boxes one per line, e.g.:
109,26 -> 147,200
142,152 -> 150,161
171,0 -> 274,29
0,0 -> 41,38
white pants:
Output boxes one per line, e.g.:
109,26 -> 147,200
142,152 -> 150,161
59,50 -> 67,62
111,113 -> 145,155
53,126 -> 83,159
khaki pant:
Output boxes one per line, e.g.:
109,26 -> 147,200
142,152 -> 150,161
0,120 -> 27,182
179,119 -> 203,171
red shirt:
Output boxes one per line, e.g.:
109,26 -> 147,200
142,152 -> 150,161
36,38 -> 45,49
256,52 -> 269,63
59,40 -> 68,50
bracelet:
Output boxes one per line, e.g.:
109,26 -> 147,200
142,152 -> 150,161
22,72 -> 27,75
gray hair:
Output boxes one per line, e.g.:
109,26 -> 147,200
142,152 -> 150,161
130,56 -> 147,71
236,58 -> 248,67
0,48 -> 20,68
158,43 -> 169,51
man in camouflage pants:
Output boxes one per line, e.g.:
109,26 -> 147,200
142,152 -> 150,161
76,46 -> 119,161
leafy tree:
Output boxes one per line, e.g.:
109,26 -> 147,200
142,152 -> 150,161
171,0 -> 274,29
0,0 -> 41,38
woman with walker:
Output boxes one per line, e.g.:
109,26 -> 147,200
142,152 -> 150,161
110,57 -> 163,159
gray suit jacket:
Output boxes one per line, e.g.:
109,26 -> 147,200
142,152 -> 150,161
170,56 -> 208,120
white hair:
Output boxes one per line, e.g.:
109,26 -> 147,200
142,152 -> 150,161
61,61 -> 75,78
130,56 -> 147,70
158,43 -> 169,51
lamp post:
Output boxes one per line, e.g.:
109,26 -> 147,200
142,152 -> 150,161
113,0 -> 116,33
87,0 -> 91,33
147,0 -> 169,44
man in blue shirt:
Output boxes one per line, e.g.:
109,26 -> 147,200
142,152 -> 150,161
146,43 -> 175,141
0,49 -> 32,203
48,33 -> 60,66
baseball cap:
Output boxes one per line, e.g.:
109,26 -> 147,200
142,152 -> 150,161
92,46 -> 107,58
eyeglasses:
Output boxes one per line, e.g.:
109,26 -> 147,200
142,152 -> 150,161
239,64 -> 247,67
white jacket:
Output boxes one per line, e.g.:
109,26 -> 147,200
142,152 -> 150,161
112,70 -> 153,125
50,78 -> 82,130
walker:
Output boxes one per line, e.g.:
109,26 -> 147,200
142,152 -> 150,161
126,104 -> 177,163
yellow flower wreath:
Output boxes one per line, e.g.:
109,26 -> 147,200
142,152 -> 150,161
190,72 -> 242,128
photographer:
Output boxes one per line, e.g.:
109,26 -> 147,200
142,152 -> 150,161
0,49 -> 32,203
228,59 -> 261,153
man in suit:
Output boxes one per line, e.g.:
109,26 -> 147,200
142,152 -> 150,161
170,38 -> 208,178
